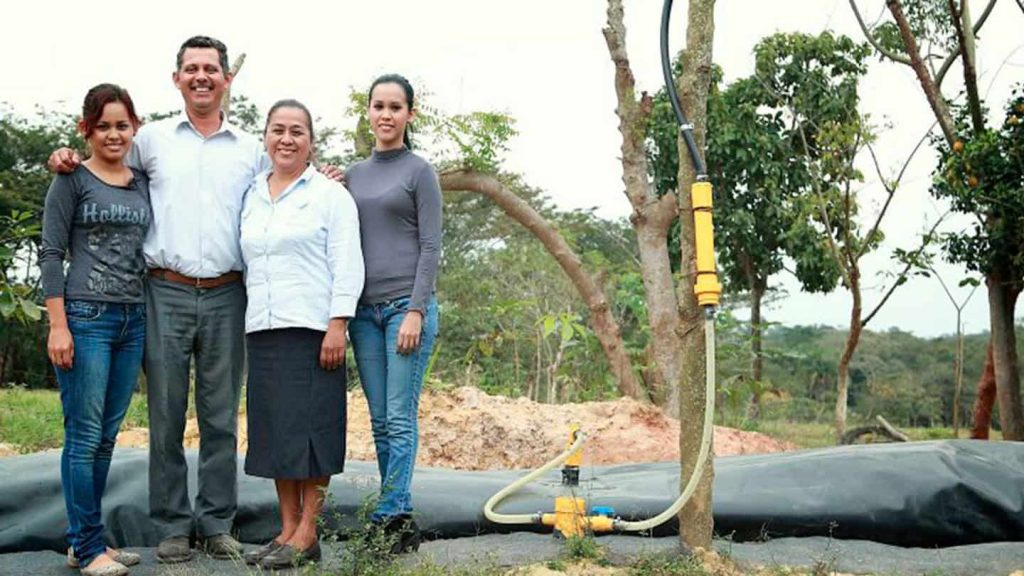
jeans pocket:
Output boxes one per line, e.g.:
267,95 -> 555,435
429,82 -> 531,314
65,300 -> 105,322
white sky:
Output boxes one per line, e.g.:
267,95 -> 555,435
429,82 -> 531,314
2,0 -> 1022,337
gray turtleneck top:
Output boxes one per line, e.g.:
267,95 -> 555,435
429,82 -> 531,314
345,147 -> 442,312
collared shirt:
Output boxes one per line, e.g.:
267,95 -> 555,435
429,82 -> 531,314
240,164 -> 364,334
128,112 -> 267,278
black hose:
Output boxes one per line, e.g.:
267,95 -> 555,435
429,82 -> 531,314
660,0 -> 707,179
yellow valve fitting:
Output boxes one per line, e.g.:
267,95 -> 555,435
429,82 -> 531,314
691,181 -> 722,307
542,496 -> 588,538
587,515 -> 615,533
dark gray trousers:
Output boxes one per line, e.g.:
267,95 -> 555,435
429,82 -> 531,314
144,276 -> 246,539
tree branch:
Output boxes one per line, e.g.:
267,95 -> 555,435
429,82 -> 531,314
935,0 -> 997,87
794,120 -> 853,288
603,0 -> 656,213
221,53 -> 246,119
948,0 -> 986,132
862,213 -> 948,326
849,0 -> 912,65
856,122 -> 934,260
438,169 -> 647,402
886,0 -> 958,145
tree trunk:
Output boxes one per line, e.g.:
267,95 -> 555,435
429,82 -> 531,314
676,0 -> 717,551
747,275 -> 766,419
603,0 -> 682,410
636,216 -> 683,408
952,311 -> 964,438
986,268 -> 1024,440
438,170 -> 647,402
971,340 -> 996,439
836,271 -> 863,441
220,54 -> 247,120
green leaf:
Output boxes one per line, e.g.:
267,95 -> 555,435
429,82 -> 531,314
542,316 -> 556,338
0,291 -> 16,318
560,321 -> 574,344
20,298 -> 42,322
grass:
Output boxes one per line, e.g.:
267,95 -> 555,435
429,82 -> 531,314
628,554 -> 714,576
751,419 -> 1002,449
0,386 -> 149,453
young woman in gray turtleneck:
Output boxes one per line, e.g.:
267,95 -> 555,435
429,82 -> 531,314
345,74 -> 442,553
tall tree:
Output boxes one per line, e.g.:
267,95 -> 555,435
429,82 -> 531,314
602,0 -> 718,547
651,69 -> 842,416
850,0 -> 1024,439
754,31 -> 941,438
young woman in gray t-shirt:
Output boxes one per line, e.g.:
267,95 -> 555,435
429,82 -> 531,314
346,74 -> 443,554
39,84 -> 149,576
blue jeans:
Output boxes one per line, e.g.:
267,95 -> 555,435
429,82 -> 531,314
55,300 -> 145,566
349,296 -> 438,521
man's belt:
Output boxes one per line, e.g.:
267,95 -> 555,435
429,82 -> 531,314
149,268 -> 242,289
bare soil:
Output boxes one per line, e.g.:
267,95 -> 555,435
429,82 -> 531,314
115,385 -> 796,470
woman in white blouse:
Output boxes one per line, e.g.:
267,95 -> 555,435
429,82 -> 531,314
238,99 -> 363,569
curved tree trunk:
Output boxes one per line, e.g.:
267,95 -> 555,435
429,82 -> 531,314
438,170 -> 647,402
970,340 -> 996,439
987,267 -> 1024,440
836,269 -> 863,441
676,0 -> 717,551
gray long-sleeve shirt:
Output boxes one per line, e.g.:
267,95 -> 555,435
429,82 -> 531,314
39,166 -> 151,303
345,147 -> 442,312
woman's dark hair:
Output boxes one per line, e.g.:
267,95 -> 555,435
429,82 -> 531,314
81,83 -> 141,137
264,99 -> 316,160
368,73 -> 414,149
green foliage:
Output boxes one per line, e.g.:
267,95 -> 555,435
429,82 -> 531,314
0,388 -> 147,452
870,0 -> 958,59
439,112 -> 517,173
0,104 -> 85,382
931,86 -> 1024,278
561,534 -> 605,562
628,552 -> 712,576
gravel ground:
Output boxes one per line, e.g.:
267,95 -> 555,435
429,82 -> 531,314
2,534 -> 1021,575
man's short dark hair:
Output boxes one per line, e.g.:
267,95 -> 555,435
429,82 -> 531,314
176,35 -> 230,74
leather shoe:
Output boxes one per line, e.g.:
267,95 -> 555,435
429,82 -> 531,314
383,514 -> 421,554
243,539 -> 282,565
156,536 -> 193,564
259,541 -> 321,569
202,533 -> 243,559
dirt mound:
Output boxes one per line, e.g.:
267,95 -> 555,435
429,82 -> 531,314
116,386 -> 796,471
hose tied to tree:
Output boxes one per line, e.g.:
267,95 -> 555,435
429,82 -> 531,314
613,312 -> 716,531
483,0 -> 717,534
613,0 -> 719,533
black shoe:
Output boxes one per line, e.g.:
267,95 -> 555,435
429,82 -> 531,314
383,514 -> 421,554
243,540 -> 282,565
259,541 -> 321,569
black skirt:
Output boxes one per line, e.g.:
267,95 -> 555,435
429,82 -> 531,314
244,328 -> 346,479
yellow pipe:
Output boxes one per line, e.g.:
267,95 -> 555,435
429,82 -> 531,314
691,181 -> 722,307
565,425 -> 583,468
